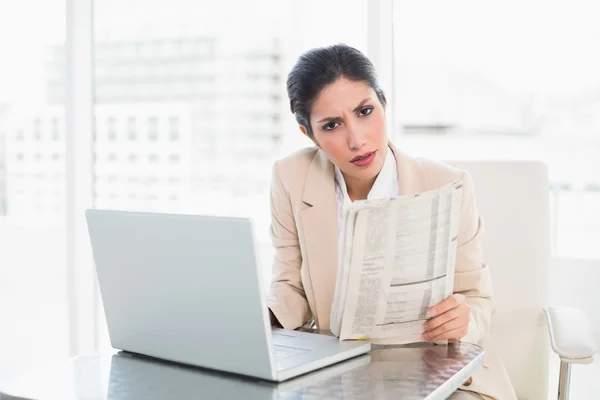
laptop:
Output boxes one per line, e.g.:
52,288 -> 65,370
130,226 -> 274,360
85,209 -> 371,382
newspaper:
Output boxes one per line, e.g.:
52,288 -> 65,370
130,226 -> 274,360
330,180 -> 463,343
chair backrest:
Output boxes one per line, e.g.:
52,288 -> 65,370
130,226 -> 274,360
448,160 -> 551,399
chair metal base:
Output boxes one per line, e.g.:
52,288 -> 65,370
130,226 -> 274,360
557,361 -> 571,400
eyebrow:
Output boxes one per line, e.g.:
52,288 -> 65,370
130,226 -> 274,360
316,98 -> 372,124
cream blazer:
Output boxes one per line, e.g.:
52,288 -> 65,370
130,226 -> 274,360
267,142 -> 517,400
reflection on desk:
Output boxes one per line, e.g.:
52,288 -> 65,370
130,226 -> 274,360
0,342 -> 484,400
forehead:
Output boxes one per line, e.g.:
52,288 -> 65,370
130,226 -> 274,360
311,78 -> 375,116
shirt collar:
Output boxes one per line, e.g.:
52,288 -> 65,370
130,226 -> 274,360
334,146 -> 397,207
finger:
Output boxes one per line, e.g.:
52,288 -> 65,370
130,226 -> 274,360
428,294 -> 464,317
423,317 -> 465,342
427,325 -> 468,342
424,307 -> 461,332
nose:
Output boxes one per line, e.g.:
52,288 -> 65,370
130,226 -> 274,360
347,125 -> 366,151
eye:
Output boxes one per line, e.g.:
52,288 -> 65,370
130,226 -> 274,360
359,106 -> 373,116
323,121 -> 339,131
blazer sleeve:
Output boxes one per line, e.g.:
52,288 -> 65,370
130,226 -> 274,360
266,161 -> 311,329
454,171 -> 495,344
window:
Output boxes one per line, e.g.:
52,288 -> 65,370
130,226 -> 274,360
392,1 -> 600,258
128,153 -> 138,162
52,118 -> 60,140
108,153 -> 117,162
0,0 -> 69,368
107,117 -> 117,140
168,154 -> 180,164
168,116 -> 179,141
148,116 -> 158,141
148,154 -> 158,163
127,117 -> 136,140
34,118 -> 42,140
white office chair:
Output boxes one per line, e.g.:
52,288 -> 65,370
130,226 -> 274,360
447,160 -> 598,400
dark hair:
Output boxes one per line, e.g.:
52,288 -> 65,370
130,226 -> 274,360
286,43 -> 387,137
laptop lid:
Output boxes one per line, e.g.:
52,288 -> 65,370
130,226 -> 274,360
85,209 -> 277,380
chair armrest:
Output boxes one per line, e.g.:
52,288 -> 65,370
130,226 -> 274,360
544,306 -> 598,364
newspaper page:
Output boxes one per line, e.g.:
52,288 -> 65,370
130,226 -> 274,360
330,180 -> 463,343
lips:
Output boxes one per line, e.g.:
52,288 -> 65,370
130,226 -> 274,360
351,152 -> 374,162
350,151 -> 376,167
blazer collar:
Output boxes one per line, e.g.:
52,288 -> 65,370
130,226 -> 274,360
301,148 -> 335,207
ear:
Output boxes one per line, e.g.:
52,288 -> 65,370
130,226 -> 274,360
299,125 -> 320,148
299,125 -> 309,137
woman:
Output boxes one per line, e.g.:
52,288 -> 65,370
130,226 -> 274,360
266,44 -> 515,400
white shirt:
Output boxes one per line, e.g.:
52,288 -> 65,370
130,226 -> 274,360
333,146 -> 399,256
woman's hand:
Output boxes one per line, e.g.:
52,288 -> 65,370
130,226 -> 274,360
422,294 -> 470,342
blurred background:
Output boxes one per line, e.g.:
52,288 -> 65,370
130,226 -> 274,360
0,0 -> 598,387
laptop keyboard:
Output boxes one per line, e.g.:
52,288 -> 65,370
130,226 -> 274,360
273,344 -> 310,361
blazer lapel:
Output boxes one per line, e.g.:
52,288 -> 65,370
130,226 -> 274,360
300,149 -> 338,329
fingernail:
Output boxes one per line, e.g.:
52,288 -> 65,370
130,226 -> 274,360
422,333 -> 429,341
429,309 -> 437,317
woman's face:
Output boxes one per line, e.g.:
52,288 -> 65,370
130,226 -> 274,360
303,77 -> 388,186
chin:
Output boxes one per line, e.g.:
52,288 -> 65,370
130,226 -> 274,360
355,156 -> 384,178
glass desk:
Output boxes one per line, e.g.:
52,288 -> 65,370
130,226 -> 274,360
0,341 -> 483,400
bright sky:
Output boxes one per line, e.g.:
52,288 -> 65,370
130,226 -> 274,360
1,0 -> 599,103
394,0 -> 600,94
0,1 -> 63,103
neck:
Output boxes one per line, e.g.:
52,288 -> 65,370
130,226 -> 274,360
344,174 -> 377,202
